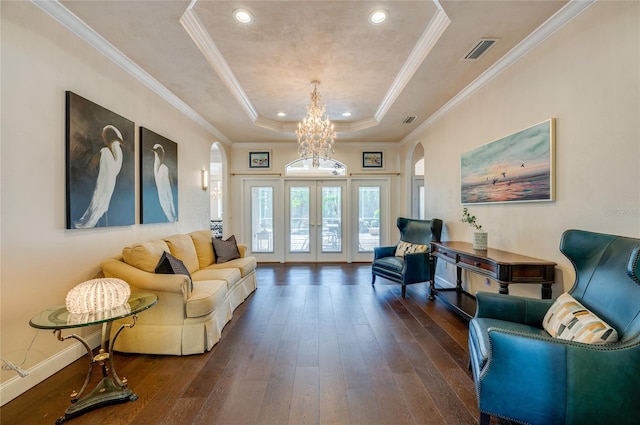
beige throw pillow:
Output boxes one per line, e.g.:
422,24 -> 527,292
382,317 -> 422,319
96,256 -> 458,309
543,293 -> 618,345
395,241 -> 429,257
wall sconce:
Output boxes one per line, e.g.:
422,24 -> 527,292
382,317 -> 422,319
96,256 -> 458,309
201,169 -> 209,191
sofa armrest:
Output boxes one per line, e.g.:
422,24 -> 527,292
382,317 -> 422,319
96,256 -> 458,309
101,258 -> 190,297
374,245 -> 397,260
238,243 -> 247,257
475,291 -> 554,327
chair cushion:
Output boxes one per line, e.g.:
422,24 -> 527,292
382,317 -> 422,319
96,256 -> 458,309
395,240 -> 428,257
122,239 -> 170,273
543,293 -> 618,344
469,318 -> 549,370
203,257 -> 257,278
192,267 -> 241,289
164,234 -> 200,274
186,280 -> 227,318
373,256 -> 404,273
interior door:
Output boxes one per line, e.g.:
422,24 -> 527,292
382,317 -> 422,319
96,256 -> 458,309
285,180 -> 346,262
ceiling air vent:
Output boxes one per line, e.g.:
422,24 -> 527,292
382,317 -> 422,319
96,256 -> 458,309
463,38 -> 499,60
402,116 -> 417,124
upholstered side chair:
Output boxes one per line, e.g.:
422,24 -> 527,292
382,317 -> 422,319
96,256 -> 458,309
468,229 -> 640,425
371,217 -> 443,298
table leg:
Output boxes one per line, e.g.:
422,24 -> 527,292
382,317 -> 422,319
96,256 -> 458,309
499,283 -> 509,295
541,283 -> 553,299
54,316 -> 138,424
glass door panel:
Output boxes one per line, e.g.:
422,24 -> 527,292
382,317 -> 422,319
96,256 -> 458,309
321,186 -> 342,253
251,186 -> 273,253
358,186 -> 380,252
289,186 -> 310,252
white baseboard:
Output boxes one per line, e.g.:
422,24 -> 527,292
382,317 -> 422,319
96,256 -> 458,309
434,274 -> 455,289
0,330 -> 101,406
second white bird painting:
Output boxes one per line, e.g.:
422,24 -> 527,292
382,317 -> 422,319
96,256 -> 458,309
140,127 -> 178,223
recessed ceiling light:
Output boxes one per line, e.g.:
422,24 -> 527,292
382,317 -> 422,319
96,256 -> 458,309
276,112 -> 287,117
369,10 -> 388,25
341,112 -> 352,117
233,9 -> 253,24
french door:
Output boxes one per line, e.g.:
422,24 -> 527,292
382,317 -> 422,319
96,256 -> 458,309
285,180 -> 346,262
244,177 -> 388,263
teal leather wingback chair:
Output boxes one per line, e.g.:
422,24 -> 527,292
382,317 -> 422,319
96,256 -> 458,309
468,229 -> 640,425
371,217 -> 442,298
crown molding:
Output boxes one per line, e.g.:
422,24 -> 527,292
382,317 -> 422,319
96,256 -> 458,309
375,6 -> 450,122
31,0 -> 231,144
180,8 -> 259,123
401,0 -> 596,145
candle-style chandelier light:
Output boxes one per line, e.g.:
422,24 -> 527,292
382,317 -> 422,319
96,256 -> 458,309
295,80 -> 336,168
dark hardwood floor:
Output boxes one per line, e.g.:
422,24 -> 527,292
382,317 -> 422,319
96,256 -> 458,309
1,263 -> 491,425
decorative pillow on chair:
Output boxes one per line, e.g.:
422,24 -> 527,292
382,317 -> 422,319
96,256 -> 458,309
543,292 -> 618,344
155,251 -> 193,291
395,240 -> 429,257
212,235 -> 241,263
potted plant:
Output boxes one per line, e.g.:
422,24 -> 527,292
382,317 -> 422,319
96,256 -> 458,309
461,207 -> 487,250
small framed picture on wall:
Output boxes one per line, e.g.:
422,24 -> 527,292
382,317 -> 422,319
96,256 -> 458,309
249,151 -> 270,169
362,151 -> 383,169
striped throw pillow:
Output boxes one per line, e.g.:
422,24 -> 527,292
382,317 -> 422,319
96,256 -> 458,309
543,293 -> 618,345
395,241 -> 428,257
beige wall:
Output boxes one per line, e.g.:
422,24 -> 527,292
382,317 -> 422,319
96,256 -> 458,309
0,2 -> 215,398
417,1 -> 639,297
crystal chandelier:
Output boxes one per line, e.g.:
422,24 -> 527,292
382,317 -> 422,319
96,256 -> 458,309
295,80 -> 336,168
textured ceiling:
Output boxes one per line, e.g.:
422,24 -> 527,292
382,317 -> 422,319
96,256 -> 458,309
60,0 -> 568,144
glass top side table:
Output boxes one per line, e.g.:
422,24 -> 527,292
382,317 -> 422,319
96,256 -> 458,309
29,292 -> 157,424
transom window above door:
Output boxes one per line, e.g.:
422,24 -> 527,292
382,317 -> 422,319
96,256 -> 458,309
285,158 -> 346,177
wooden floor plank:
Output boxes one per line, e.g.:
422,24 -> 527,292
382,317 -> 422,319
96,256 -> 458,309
288,366 -> 320,425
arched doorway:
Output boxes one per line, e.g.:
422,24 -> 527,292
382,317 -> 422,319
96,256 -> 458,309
411,144 -> 425,219
210,143 -> 225,238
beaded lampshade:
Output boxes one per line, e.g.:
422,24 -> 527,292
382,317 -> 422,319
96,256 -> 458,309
65,278 -> 131,314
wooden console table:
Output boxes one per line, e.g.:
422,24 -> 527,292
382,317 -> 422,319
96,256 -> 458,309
429,241 -> 556,320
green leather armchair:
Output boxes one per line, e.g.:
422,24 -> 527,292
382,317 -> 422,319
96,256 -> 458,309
371,217 -> 442,298
468,229 -> 640,425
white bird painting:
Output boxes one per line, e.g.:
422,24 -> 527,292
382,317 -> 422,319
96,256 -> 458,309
74,125 -> 125,228
152,143 -> 177,222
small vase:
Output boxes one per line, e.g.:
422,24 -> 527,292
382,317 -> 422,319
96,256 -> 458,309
473,232 -> 488,250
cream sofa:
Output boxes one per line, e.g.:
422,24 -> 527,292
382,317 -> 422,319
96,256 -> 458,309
100,230 -> 257,355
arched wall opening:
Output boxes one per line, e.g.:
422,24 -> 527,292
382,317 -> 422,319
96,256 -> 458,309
409,142 -> 425,219
210,142 -> 227,238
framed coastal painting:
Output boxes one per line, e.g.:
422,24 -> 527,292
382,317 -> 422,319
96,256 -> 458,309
65,91 -> 135,229
362,151 -> 383,169
461,119 -> 555,204
249,151 -> 270,169
140,127 -> 178,223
